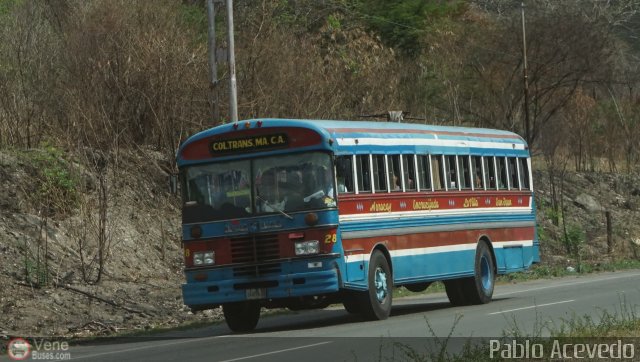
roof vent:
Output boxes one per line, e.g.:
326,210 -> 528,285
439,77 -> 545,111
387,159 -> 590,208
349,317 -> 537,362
387,111 -> 404,123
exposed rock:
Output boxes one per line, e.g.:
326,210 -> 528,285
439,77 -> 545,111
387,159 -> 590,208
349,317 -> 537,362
574,193 -> 604,212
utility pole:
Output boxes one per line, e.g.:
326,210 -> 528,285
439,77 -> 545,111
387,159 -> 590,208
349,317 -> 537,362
521,1 -> 531,146
226,0 -> 238,123
206,0 -> 220,123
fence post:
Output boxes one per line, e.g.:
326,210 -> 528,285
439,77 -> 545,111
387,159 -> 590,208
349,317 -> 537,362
606,210 -> 613,253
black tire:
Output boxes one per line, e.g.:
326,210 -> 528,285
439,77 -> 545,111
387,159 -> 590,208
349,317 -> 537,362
360,250 -> 393,320
444,241 -> 495,306
341,291 -> 361,314
222,301 -> 260,332
444,279 -> 467,306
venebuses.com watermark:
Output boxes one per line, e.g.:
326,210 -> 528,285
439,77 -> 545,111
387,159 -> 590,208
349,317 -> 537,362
6,338 -> 71,361
490,339 -> 636,359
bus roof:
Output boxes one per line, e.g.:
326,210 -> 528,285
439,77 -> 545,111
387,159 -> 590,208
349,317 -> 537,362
177,119 -> 528,165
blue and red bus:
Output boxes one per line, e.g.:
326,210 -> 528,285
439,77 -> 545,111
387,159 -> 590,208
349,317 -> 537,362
177,119 -> 539,331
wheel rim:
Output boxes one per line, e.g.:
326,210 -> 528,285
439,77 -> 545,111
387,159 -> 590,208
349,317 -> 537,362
480,254 -> 493,291
374,267 -> 388,303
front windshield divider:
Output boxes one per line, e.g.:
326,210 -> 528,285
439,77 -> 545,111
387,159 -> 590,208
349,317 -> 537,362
255,194 -> 294,220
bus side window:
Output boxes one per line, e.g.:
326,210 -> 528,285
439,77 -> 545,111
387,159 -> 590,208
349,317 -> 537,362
355,155 -> 371,193
431,155 -> 445,191
402,154 -> 416,191
508,157 -> 519,190
458,155 -> 471,190
387,154 -> 401,191
519,158 -> 530,190
445,155 -> 458,190
336,155 -> 354,194
417,155 -> 432,191
496,157 -> 508,190
472,156 -> 484,189
372,155 -> 387,192
483,156 -> 497,190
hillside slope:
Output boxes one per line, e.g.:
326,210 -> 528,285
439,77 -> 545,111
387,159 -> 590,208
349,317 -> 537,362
0,148 -> 220,337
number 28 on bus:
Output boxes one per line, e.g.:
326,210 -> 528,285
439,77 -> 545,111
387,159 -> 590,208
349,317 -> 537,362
176,118 -> 539,332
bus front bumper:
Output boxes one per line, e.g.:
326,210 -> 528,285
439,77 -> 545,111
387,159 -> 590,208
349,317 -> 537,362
182,256 -> 341,309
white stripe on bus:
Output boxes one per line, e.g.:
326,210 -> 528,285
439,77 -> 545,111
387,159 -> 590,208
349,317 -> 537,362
336,137 -> 526,150
343,240 -> 534,263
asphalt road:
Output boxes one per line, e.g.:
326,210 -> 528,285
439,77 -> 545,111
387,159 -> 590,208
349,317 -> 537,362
4,270 -> 640,361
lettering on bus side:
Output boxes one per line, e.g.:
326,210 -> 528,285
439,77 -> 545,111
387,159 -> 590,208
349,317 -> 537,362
412,199 -> 440,210
463,197 -> 479,208
496,197 -> 513,207
369,202 -> 392,212
210,133 -> 288,155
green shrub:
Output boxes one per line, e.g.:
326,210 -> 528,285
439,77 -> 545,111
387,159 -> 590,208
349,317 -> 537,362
355,0 -> 466,55
23,144 -> 79,216
563,224 -> 584,256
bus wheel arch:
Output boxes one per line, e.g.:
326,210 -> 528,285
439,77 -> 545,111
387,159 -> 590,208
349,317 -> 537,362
370,243 -> 393,281
478,235 -> 497,276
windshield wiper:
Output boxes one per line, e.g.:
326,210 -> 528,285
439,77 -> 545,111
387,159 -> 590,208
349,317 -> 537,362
255,194 -> 293,220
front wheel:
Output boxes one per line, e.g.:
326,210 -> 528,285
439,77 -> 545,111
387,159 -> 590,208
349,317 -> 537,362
341,291 -> 361,314
361,250 -> 393,320
222,301 -> 260,332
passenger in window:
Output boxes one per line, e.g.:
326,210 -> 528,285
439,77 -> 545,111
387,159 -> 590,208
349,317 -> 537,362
407,177 -> 414,190
391,173 -> 401,190
475,173 -> 483,189
337,177 -> 348,193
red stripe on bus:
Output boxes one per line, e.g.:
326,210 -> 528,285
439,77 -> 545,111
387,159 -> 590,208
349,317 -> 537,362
342,227 -> 535,255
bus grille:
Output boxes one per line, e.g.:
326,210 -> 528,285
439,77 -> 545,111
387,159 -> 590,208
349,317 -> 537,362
233,263 -> 281,278
230,234 -> 281,277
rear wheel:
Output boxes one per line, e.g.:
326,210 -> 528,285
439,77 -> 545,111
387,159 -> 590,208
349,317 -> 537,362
360,250 -> 393,320
445,241 -> 495,306
222,301 -> 260,332
444,279 -> 467,306
468,241 -> 495,304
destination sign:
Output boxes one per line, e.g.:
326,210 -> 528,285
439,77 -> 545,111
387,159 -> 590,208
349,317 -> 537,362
210,133 -> 289,155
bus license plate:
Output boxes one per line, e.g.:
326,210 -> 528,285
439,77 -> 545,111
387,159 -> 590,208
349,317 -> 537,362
246,288 -> 266,300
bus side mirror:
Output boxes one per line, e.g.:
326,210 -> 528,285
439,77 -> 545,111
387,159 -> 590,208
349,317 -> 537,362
169,174 -> 178,195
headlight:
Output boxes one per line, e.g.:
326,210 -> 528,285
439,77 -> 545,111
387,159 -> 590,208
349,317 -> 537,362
295,240 -> 319,256
203,251 -> 215,265
193,252 -> 204,265
193,251 -> 215,266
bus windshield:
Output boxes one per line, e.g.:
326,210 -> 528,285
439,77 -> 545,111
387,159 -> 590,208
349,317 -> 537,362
182,152 -> 336,223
